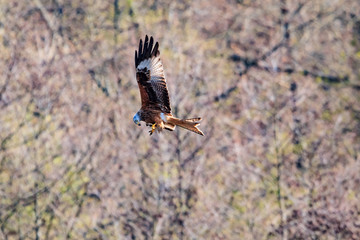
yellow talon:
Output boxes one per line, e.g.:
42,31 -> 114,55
149,123 -> 156,135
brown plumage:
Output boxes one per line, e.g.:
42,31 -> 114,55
133,35 -> 204,136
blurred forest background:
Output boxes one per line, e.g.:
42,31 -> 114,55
1,0 -> 360,239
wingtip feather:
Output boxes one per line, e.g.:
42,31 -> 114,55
149,37 -> 154,56
139,39 -> 143,57
152,42 -> 159,57
135,50 -> 138,66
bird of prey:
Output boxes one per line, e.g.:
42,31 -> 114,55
133,35 -> 204,136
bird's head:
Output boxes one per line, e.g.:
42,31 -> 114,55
133,112 -> 141,126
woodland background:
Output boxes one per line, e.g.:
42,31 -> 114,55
1,0 -> 360,239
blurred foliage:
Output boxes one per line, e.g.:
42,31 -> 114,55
0,0 -> 360,239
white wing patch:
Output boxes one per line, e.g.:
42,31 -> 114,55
150,57 -> 164,77
137,56 -> 165,82
137,59 -> 151,71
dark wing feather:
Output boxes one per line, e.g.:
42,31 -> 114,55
135,35 -> 171,113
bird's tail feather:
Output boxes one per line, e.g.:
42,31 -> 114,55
167,117 -> 204,136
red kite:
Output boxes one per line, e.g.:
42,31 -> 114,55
133,35 -> 204,136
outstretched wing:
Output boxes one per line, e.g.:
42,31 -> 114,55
135,35 -> 171,113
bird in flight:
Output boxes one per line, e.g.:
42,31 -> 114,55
133,35 -> 204,136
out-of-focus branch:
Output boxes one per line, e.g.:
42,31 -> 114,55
34,182 -> 40,240
137,156 -> 152,203
219,47 -> 350,103
273,110 -> 285,239
65,184 -> 88,239
215,39 -> 286,102
88,70 -> 110,97
259,66 -> 350,84
290,2 -> 306,19
1,131 -> 104,234
217,7 -> 345,103
44,208 -> 55,239
293,10 -> 334,33
89,69 -> 110,97
0,54 -> 16,103
113,0 -> 121,43
0,98 -> 35,151
175,132 -> 184,240
0,186 -> 49,230
181,126 -> 214,169
33,0 -> 57,33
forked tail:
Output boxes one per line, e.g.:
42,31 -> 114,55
167,117 -> 204,136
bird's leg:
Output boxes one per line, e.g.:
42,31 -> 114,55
149,123 -> 157,135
